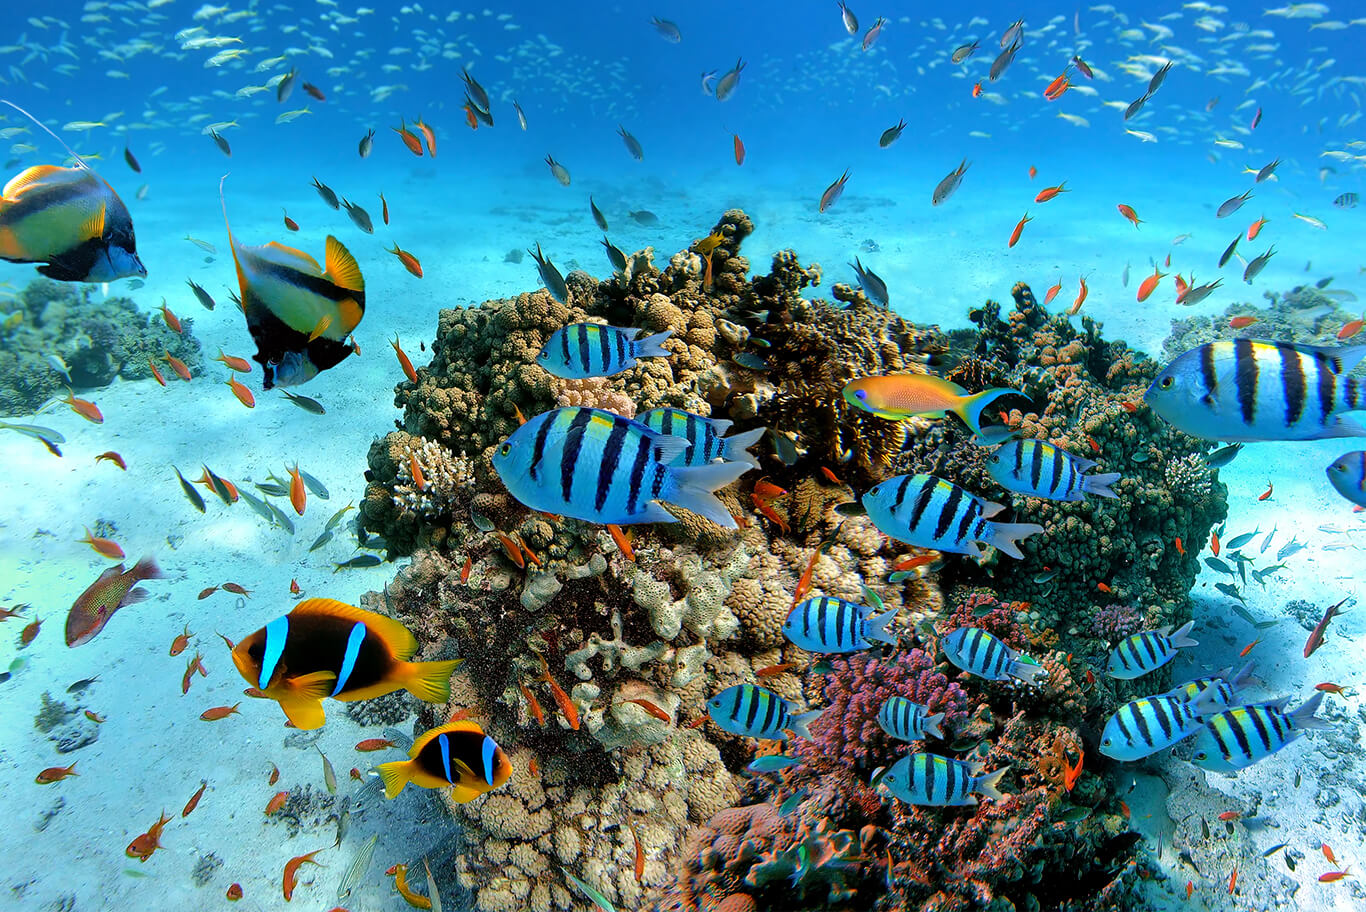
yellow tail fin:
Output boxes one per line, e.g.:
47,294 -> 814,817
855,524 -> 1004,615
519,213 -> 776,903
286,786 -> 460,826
400,658 -> 463,704
376,760 -> 412,799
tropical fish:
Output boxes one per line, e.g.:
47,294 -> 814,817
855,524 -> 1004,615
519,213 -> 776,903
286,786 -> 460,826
842,374 -> 1020,437
932,158 -> 970,205
877,696 -> 945,741
1304,596 -> 1350,658
35,762 -> 78,784
850,474 -> 1044,560
706,683 -> 820,740
849,257 -> 888,307
638,408 -> 763,467
376,720 -> 511,801
528,242 -> 568,304
819,169 -> 850,212
492,406 -> 748,528
951,41 -> 978,63
1145,340 -> 1366,441
879,120 -> 906,148
221,178 -> 365,388
879,753 -> 1007,806
1099,688 -> 1219,761
1218,191 -> 1254,219
1333,192 -> 1358,209
358,128 -> 374,158
783,588 -> 897,653
340,198 -> 372,234
65,557 -> 162,646
616,125 -> 643,161
229,598 -> 462,730
746,754 -> 802,773
986,439 -> 1120,501
1107,621 -> 1198,680
1192,693 -> 1331,772
941,626 -> 1048,684
536,323 -> 672,379
715,58 -> 746,102
1243,247 -> 1275,283
125,811 -> 172,862
1164,662 -> 1255,711
988,40 -> 1020,81
310,177 -> 339,209
1326,451 -> 1366,507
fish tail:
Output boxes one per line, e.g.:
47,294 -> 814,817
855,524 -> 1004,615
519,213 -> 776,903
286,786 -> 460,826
954,387 -> 1021,436
719,426 -> 766,467
1169,619 -> 1198,649
787,708 -> 823,741
632,329 -> 672,359
1007,658 -> 1050,686
865,609 -> 899,647
975,766 -> 1009,802
923,712 -> 945,740
398,658 -> 463,704
1082,472 -> 1122,499
662,460 -> 751,528
376,759 -> 413,799
1228,660 -> 1256,692
1289,691 -> 1333,731
982,521 -> 1044,559
131,555 -> 163,581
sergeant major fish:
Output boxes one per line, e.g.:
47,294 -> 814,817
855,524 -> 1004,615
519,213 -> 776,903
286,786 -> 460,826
879,753 -> 1008,806
877,696 -> 945,741
941,626 -> 1049,684
536,323 -> 672,379
1099,687 -> 1221,761
1107,621 -> 1198,679
638,408 -> 765,467
1192,692 -> 1330,772
782,588 -> 898,653
707,683 -> 821,740
846,474 -> 1044,559
986,439 -> 1121,501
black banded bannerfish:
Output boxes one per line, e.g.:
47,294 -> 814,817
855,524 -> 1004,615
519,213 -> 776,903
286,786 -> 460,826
1146,339 -> 1366,441
220,177 -> 365,388
1192,692 -> 1331,772
879,753 -> 1008,806
0,100 -> 145,282
376,720 -> 511,801
229,597 -> 461,730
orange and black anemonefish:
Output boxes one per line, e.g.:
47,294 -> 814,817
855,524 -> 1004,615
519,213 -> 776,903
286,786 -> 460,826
218,175 -> 365,389
375,720 -> 512,801
0,100 -> 146,282
229,597 -> 462,730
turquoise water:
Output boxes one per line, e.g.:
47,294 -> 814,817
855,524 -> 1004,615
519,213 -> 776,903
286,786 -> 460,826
2,3 -> 1365,911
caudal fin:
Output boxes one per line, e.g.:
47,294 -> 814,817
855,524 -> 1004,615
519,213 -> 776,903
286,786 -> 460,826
954,387 -> 1025,436
1169,619 -> 1199,649
1082,472 -> 1122,499
131,555 -> 163,581
1289,691 -> 1333,731
975,766 -> 1009,802
982,521 -> 1044,559
400,658 -> 463,704
864,609 -> 899,647
923,712 -> 945,740
632,329 -> 673,359
786,708 -> 823,741
719,426 -> 766,467
663,460 -> 751,528
376,759 -> 413,799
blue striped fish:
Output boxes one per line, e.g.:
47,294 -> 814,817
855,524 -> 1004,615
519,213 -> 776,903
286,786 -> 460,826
986,439 -> 1120,502
1146,339 -> 1366,441
492,407 -> 749,527
1099,687 -> 1221,761
782,587 -> 898,653
855,474 -> 1044,559
639,408 -> 765,467
1106,621 -> 1197,680
941,626 -> 1049,686
877,696 -> 945,741
1192,692 -> 1331,772
706,683 -> 822,740
1327,450 -> 1366,507
536,323 -> 672,378
1162,661 -> 1254,711
879,753 -> 1008,807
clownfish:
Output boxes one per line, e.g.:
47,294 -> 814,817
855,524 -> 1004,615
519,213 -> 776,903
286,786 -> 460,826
0,100 -> 145,282
230,598 -> 460,730
219,176 -> 365,389
376,720 -> 512,801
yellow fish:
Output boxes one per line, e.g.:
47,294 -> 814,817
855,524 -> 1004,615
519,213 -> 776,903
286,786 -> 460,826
842,374 -> 1022,437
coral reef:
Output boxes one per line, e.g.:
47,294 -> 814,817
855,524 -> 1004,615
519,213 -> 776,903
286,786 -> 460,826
0,278 -> 202,414
1161,281 -> 1360,361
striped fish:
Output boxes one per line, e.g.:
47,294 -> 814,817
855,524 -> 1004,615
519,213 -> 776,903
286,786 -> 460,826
1106,621 -> 1197,680
706,684 -> 822,740
941,626 -> 1049,686
1145,339 -> 1366,441
986,439 -> 1121,502
1326,450 -> 1366,507
782,587 -> 898,653
879,753 -> 1008,807
639,408 -> 765,467
855,474 -> 1044,559
1099,687 -> 1220,761
536,322 -> 672,378
375,720 -> 511,801
1162,661 -> 1254,711
1192,692 -> 1331,772
492,407 -> 749,527
877,696 -> 945,741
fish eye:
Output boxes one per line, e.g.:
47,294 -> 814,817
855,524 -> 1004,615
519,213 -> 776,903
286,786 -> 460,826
498,443 -> 511,457
855,389 -> 867,400
536,350 -> 548,360
1159,376 -> 1174,389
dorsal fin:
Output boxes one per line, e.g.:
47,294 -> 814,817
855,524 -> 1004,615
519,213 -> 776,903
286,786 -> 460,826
323,236 -> 364,291
262,241 -> 321,273
3,164 -> 68,199
408,720 -> 486,757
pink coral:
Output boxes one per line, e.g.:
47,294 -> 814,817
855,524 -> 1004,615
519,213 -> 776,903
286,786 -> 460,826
1088,603 -> 1143,643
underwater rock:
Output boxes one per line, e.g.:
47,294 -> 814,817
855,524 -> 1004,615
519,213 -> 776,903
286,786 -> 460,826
1162,281 -> 1361,362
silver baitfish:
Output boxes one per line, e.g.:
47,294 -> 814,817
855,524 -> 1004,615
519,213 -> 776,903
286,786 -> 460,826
1192,693 -> 1331,772
1099,688 -> 1217,761
715,58 -> 746,102
638,408 -> 764,468
527,242 -> 569,304
985,439 -> 1121,502
536,323 -> 672,379
849,256 -> 888,306
1145,339 -> 1366,441
782,589 -> 898,654
879,753 -> 1008,807
877,696 -> 945,741
706,684 -> 821,741
1107,621 -> 1198,680
856,474 -> 1044,559
941,626 -> 1048,685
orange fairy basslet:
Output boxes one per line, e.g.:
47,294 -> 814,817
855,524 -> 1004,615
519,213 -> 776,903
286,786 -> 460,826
35,762 -> 78,783
1337,319 -> 1364,340
465,104 -> 479,129
733,133 -> 745,166
752,493 -> 790,534
1043,72 -> 1070,100
380,192 -> 389,226
282,849 -> 324,901
63,392 -> 103,423
1258,482 -> 1273,501
95,450 -> 127,470
1217,810 -> 1240,821
1316,682 -> 1346,694
164,351 -> 192,380
1247,215 -> 1269,240
393,119 -> 424,155
265,790 -> 289,815
1044,279 -> 1063,305
415,115 -> 437,156
1008,212 -> 1031,248
537,653 -> 580,730
495,531 -> 525,569
148,357 -> 166,386
126,811 -> 172,862
618,698 -> 670,722
519,680 -> 546,727
1117,203 -> 1142,227
756,662 -> 801,678
1097,581 -> 1113,594
606,523 -> 635,561
1067,276 -> 1089,316
1174,536 -> 1185,556
200,703 -> 241,721
182,781 -> 208,817
78,527 -> 124,559
632,824 -> 645,882
1323,843 -> 1338,865
1210,530 -> 1220,555
1229,315 -> 1258,329
289,464 -> 306,515
460,554 -> 472,583
386,244 -> 423,278
169,623 -> 193,656
1034,182 -> 1068,203
215,349 -> 251,372
1063,750 -> 1083,791
390,335 -> 418,383
754,478 -> 788,500
227,375 -> 255,408
160,301 -> 182,333
355,738 -> 397,752
1136,267 -> 1165,303
409,453 -> 426,491
1228,867 -> 1237,895
972,81 -> 983,97
1320,871 -> 1352,883
282,209 -> 299,231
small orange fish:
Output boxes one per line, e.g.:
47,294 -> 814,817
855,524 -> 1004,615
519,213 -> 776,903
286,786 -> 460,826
1323,843 -> 1338,865
1258,482 -> 1273,501
355,738 -> 397,752
519,680 -> 545,727
518,536 -> 542,568
1174,536 -> 1185,556
78,526 -> 125,559
618,698 -> 670,722
1320,870 -> 1351,883
756,662 -> 800,678
1316,682 -> 1346,694
1120,400 -> 1139,413
387,243 -> 423,278
1097,582 -> 1113,594
63,393 -> 103,423
1086,435 -> 1100,454
460,555 -> 472,584
1228,867 -> 1237,895
819,466 -> 843,484
972,81 -> 982,97
1068,276 -> 1089,316
1117,203 -> 1142,228
464,104 -> 478,129
290,578 -> 301,595
164,351 -> 192,381
289,464 -> 306,516
1044,279 -> 1062,305
496,531 -> 525,569
754,478 -> 788,500
1008,212 -> 1031,248
1247,215 -> 1269,241
752,493 -> 789,534
1239,637 -> 1261,658
380,192 -> 390,226
632,823 -> 645,883
1229,315 -> 1259,329
84,710 -> 105,723
20,615 -> 41,645
410,453 -> 426,491
35,762 -> 78,784
1173,273 -> 1189,301
282,849 -> 323,901
95,451 -> 127,470
181,656 -> 198,695
169,624 -> 193,656
1217,810 -> 1240,821
1118,799 -> 1130,818
390,335 -> 418,383
1165,252 -> 1172,268
148,357 -> 166,387
1337,319 -> 1364,341
1185,880 -> 1193,899
415,116 -> 437,155
269,764 -> 280,785
244,687 -> 267,698
265,790 -> 289,815
893,553 -> 939,572
126,810 -> 172,862
200,703 -> 240,721
792,547 -> 825,607
686,715 -> 707,729
606,523 -> 635,562
393,120 -> 424,156
1211,530 -> 1220,556
182,781 -> 208,817
1043,73 -> 1070,100
283,209 -> 299,231
215,349 -> 251,372
1028,165 -> 1038,179
1063,750 -> 1083,791
1136,267 -> 1166,303
160,302 -> 182,333
226,376 -> 255,408
226,883 -> 243,901
222,582 -> 251,597
350,768 -> 363,781
529,756 -> 539,776
733,133 -> 745,166
538,653 -> 580,730
198,586 -> 219,600
1034,182 -> 1068,203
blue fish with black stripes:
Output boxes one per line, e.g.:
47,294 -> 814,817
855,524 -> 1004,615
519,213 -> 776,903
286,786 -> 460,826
986,439 -> 1121,502
639,408 -> 765,467
706,683 -> 822,741
877,696 -> 945,741
1162,661 -> 1254,711
1146,339 -> 1366,441
1106,620 -> 1197,680
1099,685 -> 1222,761
537,322 -> 672,378
941,626 -> 1049,685
229,598 -> 462,730
782,586 -> 898,654
878,753 -> 1008,807
846,474 -> 1043,559
492,406 -> 750,527
376,720 -> 512,802
1192,692 -> 1331,772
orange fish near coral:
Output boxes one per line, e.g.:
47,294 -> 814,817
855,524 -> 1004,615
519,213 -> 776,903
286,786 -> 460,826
227,375 -> 255,408
1008,212 -> 1031,248
215,349 -> 251,372
1044,279 -> 1062,305
390,335 -> 417,383
1229,315 -> 1259,329
619,698 -> 670,722
66,556 -> 162,647
1136,268 -> 1165,302
200,703 -> 240,721
756,662 -> 801,678
169,624 -> 193,656
78,527 -> 124,559
283,209 -> 299,232
1117,204 -> 1142,227
606,523 -> 635,562
1067,276 -> 1089,316
519,680 -> 545,727
35,762 -> 78,784
182,781 -> 207,817
1174,537 -> 1185,556
148,358 -> 166,387
283,849 -> 324,901
355,738 -> 397,752
265,790 -> 289,815
63,393 -> 103,423
164,351 -> 192,381
126,810 -> 172,862
1337,319 -> 1364,341
1063,751 -> 1083,791
160,302 -> 181,333
537,654 -> 579,730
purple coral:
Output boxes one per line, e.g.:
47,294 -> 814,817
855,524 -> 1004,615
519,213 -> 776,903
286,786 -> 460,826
1089,603 -> 1143,643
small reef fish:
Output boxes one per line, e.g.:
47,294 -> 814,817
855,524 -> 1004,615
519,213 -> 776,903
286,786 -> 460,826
36,762 -> 79,783
842,374 -> 1019,438
1326,452 -> 1366,508
536,323 -> 672,379
942,627 -> 1048,685
78,526 -> 124,559
376,720 -> 512,801
126,811 -> 172,862
1303,596 -> 1350,658
877,696 -> 945,741
282,849 -> 323,901
746,754 -> 802,773
849,474 -> 1044,560
545,155 -> 570,186
707,683 -> 821,740
229,598 -> 462,730
1100,688 -> 1219,761
1107,621 -> 1198,679
387,243 -> 422,278
715,58 -> 746,102
311,177 -> 339,209
782,589 -> 898,653
528,242 -> 569,304
1217,190 -> 1253,218
65,557 -> 162,646
1192,693 -> 1331,772
879,753 -> 1007,807
491,406 -> 749,528
638,408 -> 763,468
879,120 -> 906,148
819,169 -> 850,212
849,257 -> 889,307
932,158 -> 970,205
986,439 -> 1120,502
617,125 -> 643,161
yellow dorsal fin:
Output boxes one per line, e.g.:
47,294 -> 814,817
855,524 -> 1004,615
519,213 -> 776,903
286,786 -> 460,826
323,236 -> 364,291
289,597 -> 417,659
80,200 -> 106,240
2,164 -> 68,199
407,720 -> 486,757
262,241 -> 321,273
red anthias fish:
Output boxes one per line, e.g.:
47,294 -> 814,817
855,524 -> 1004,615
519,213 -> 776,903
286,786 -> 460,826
65,556 -> 162,646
